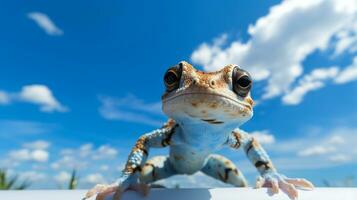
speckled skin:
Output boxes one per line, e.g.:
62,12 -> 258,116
85,61 -> 314,200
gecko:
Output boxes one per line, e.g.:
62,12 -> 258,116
84,61 -> 314,200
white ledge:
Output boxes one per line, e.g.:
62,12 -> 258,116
0,188 -> 356,200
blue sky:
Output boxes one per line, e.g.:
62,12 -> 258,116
0,0 -> 357,188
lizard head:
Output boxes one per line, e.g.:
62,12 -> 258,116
162,61 -> 254,126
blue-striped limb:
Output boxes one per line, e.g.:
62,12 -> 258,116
228,129 -> 314,200
84,120 -> 177,200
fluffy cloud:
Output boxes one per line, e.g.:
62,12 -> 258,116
282,67 -> 339,105
191,0 -> 357,101
52,143 -> 118,171
0,91 -> 10,104
27,12 -> 63,36
269,127 -> 357,167
6,140 -> 51,163
19,85 -> 68,112
83,173 -> 106,185
99,95 -> 164,126
8,149 -> 49,163
20,171 -> 47,182
334,56 -> 357,84
282,56 -> 357,105
54,171 -> 71,184
250,130 -> 275,144
333,21 -> 357,55
92,145 -> 118,160
24,140 -> 51,150
298,146 -> 336,157
0,84 -> 68,113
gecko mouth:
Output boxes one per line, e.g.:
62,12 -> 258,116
163,92 -> 252,111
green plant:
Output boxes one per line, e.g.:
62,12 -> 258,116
68,169 -> 78,189
0,169 -> 31,190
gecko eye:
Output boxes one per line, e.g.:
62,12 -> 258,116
232,66 -> 252,97
164,64 -> 182,92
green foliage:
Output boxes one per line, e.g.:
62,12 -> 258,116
68,169 -> 78,190
0,169 -> 31,190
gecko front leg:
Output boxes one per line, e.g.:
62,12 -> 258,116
228,129 -> 314,200
84,120 -> 177,200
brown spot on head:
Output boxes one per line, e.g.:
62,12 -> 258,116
233,168 -> 238,175
201,110 -> 207,114
191,102 -> 198,107
173,155 -> 184,161
209,103 -> 218,109
245,97 -> 254,107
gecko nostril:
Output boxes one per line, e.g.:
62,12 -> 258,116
210,80 -> 216,88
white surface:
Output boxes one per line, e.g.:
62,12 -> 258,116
0,188 -> 356,200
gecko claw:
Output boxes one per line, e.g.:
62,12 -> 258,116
84,182 -> 150,200
257,173 -> 314,200
84,184 -> 114,200
285,178 -> 314,190
83,183 -> 118,200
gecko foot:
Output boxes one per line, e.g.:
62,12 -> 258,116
256,173 -> 314,200
84,183 -> 150,200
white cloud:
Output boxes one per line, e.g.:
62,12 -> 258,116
100,165 -> 109,171
250,130 -> 275,144
92,145 -> 118,160
298,145 -> 336,156
282,67 -> 339,105
328,135 -> 345,145
267,127 -> 357,169
2,170 -> 48,187
334,21 -> 357,55
71,143 -> 118,160
54,171 -> 71,184
31,149 -> 49,162
20,171 -> 47,182
0,84 -> 68,113
191,0 -> 357,101
8,149 -> 32,161
334,56 -> 357,84
83,173 -> 106,185
8,148 -> 49,163
24,140 -> 51,150
329,154 -> 351,162
7,140 -> 50,163
0,91 -> 10,104
78,143 -> 93,158
99,95 -> 164,126
52,143 -> 118,171
27,12 -> 63,36
19,84 -> 68,112
51,154 -> 88,170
